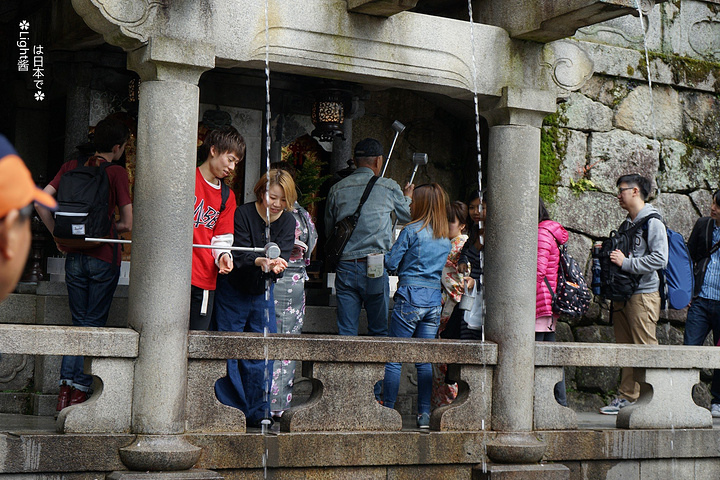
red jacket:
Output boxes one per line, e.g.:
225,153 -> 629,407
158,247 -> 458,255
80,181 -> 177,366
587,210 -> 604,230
536,220 -> 569,329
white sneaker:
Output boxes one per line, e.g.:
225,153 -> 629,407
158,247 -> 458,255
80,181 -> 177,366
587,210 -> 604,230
599,397 -> 635,415
711,404 -> 720,418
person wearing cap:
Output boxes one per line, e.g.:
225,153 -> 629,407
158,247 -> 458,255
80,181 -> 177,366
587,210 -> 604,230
325,137 -> 414,341
35,117 -> 133,412
0,135 -> 57,302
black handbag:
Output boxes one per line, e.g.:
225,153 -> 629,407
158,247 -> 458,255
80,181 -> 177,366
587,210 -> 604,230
324,176 -> 379,272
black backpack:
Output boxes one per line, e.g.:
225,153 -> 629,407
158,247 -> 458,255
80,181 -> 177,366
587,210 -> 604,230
543,235 -> 591,318
596,216 -> 654,302
53,159 -> 118,249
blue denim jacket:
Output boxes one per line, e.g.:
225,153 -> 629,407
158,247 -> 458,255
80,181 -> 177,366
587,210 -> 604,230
325,167 -> 412,260
385,222 -> 451,289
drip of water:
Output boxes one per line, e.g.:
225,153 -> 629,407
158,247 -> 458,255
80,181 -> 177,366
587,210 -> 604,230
634,0 -> 657,142
466,0 -> 488,473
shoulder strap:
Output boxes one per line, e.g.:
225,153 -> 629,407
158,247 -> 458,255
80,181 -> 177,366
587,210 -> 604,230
710,239 -> 720,256
352,176 -> 379,218
219,181 -> 230,213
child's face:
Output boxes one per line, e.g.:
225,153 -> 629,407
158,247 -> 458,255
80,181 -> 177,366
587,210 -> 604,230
469,198 -> 486,224
449,218 -> 465,239
208,146 -> 241,179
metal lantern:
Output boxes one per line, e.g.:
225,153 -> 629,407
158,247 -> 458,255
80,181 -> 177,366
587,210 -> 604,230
310,90 -> 346,142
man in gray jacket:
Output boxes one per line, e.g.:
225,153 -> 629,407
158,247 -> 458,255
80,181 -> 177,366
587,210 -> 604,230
600,174 -> 668,415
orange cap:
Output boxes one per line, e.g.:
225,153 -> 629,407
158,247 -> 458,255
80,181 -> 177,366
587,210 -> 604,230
0,135 -> 57,219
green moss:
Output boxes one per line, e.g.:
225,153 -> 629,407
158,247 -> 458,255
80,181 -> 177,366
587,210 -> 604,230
627,65 -> 635,76
639,52 -> 720,90
539,107 -> 567,205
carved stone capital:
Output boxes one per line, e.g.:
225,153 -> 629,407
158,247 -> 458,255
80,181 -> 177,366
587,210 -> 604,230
127,36 -> 215,84
481,86 -> 557,128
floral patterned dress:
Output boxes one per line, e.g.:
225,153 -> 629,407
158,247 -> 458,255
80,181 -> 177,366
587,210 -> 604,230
270,203 -> 317,415
431,233 -> 467,409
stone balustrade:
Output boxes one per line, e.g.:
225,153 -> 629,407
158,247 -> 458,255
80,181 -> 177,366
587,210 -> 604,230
186,332 -> 497,433
0,324 -> 138,434
2,323 -> 719,436
534,342 -> 720,430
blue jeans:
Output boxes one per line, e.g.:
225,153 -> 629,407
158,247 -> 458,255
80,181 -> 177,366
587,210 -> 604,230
60,253 -> 120,391
335,260 -> 389,337
535,331 -> 568,407
684,297 -> 720,404
383,298 -> 441,414
213,277 -> 276,426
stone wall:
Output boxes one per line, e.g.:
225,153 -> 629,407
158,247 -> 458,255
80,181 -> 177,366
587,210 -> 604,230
540,0 -> 720,411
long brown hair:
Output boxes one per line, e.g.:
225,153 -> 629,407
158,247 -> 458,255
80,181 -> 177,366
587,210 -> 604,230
409,183 -> 449,239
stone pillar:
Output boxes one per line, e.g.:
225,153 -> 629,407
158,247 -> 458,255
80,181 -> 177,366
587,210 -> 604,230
120,37 -> 215,472
481,87 -> 556,464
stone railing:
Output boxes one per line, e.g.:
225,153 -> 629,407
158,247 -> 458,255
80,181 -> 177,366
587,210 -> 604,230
0,324 -> 138,433
3,323 -> 720,436
534,342 -> 720,430
186,332 -> 497,433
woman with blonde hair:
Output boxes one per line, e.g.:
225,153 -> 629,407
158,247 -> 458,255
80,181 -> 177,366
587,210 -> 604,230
382,183 -> 451,428
213,169 -> 297,427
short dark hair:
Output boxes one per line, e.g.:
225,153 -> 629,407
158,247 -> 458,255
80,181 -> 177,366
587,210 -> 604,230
200,125 -> 246,163
616,174 -> 651,200
93,118 -> 130,153
713,189 -> 720,207
447,200 -> 468,225
538,197 -> 551,223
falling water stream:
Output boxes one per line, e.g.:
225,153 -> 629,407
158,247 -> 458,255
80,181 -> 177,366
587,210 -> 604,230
465,0 -> 489,472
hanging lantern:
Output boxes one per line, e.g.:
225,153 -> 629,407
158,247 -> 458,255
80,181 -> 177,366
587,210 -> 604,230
311,89 -> 347,142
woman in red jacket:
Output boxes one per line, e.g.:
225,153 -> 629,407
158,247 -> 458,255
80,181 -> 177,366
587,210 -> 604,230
536,197 -> 569,407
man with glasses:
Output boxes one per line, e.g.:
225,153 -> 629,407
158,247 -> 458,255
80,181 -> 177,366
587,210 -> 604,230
36,116 -> 133,412
0,135 -> 57,302
685,189 -> 720,417
600,174 -> 668,414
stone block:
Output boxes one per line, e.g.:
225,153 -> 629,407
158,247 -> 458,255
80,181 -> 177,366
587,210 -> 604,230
31,393 -> 57,417
186,359 -> 245,433
614,85 -> 682,140
473,463 -> 569,480
346,0 -> 418,17
548,188 -> 627,239
656,322 -> 683,346
658,141 -> 720,193
587,130 -> 660,195
281,362 -> 401,432
566,391 -> 605,413
576,366 -> 620,394
33,355 -> 62,393
0,353 -> 34,391
0,294 -> 36,324
0,324 -> 138,358
58,357 -> 135,433
534,367 -> 577,430
431,365 -> 493,431
690,189 -> 713,218
108,469 -> 223,480
560,92 -> 613,132
694,458 -> 720,480
638,459 -> 698,480
682,89 -> 720,151
692,383 -> 712,410
0,392 -> 31,415
617,368 -> 712,429
557,128 -> 589,186
652,193 -> 697,239
388,464 -> 471,479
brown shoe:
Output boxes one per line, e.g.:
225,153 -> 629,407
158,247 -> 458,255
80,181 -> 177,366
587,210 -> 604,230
69,388 -> 88,406
56,384 -> 72,411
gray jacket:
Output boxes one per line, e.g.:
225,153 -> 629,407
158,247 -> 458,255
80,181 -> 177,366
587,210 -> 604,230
619,204 -> 668,294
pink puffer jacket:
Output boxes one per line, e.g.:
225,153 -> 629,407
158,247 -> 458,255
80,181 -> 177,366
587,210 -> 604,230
536,220 -> 569,330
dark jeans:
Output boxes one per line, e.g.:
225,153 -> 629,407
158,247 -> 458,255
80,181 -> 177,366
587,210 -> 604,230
535,331 -> 568,407
60,253 -> 120,391
213,277 -> 276,426
189,285 -> 215,330
684,297 -> 720,404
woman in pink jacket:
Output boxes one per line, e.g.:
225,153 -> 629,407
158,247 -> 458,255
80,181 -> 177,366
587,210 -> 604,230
536,197 -> 569,407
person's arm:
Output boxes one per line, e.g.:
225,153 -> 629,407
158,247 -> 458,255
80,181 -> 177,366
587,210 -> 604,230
233,207 -> 261,269
392,182 -> 412,224
35,184 -> 57,233
687,217 -> 706,263
116,204 -> 132,233
621,218 -> 668,274
385,226 -> 411,272
212,197 -> 236,273
324,188 -> 337,237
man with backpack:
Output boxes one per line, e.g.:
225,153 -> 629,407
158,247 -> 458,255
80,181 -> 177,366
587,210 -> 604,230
600,174 -> 668,415
36,116 -> 132,411
685,189 -> 720,418
190,126 -> 243,330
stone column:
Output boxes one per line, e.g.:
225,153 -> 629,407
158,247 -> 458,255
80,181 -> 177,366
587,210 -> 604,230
481,87 -> 556,464
120,37 -> 215,472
